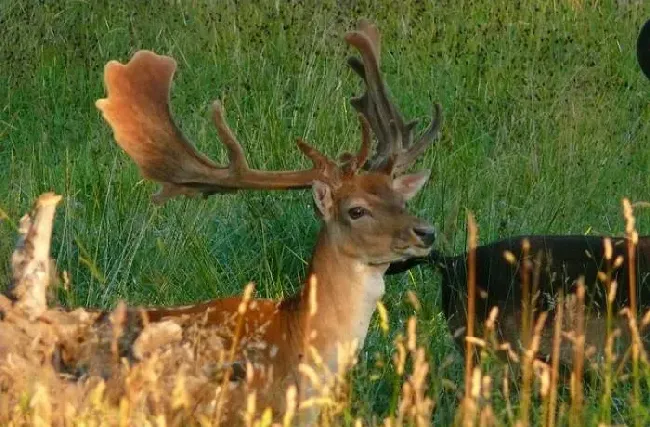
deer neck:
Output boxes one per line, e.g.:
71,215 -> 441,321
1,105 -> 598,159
298,229 -> 387,367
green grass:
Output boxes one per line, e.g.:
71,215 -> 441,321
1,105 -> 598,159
2,0 -> 650,424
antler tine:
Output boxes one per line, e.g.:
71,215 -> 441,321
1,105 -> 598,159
296,138 -> 339,181
345,20 -> 443,175
355,114 -> 372,169
211,100 -> 250,175
392,103 -> 443,175
339,114 -> 372,177
96,50 -> 336,204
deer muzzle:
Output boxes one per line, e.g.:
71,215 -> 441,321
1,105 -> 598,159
413,224 -> 436,248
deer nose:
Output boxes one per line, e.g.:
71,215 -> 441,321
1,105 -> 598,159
413,225 -> 436,247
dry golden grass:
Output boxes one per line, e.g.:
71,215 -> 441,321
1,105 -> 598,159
2,193 -> 650,426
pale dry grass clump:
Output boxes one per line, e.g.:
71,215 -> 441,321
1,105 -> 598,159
0,194 -> 269,426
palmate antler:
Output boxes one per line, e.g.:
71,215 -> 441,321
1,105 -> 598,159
345,20 -> 443,175
96,51 -> 373,204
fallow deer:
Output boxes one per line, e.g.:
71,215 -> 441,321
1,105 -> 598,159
388,234 -> 650,369
94,20 -> 441,423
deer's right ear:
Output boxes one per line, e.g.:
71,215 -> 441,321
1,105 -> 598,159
312,180 -> 333,220
392,170 -> 431,201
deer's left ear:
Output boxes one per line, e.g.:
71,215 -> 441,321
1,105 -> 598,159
392,170 -> 431,201
312,180 -> 334,220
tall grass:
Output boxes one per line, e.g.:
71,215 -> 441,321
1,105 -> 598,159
2,0 -> 650,424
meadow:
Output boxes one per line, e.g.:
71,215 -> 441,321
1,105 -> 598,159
2,0 -> 650,425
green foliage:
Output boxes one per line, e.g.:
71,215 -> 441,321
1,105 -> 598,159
2,0 -> 650,424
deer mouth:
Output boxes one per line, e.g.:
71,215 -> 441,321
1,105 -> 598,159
407,246 -> 434,257
367,250 -> 425,266
391,244 -> 434,260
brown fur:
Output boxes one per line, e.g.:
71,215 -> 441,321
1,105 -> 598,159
72,173 -> 434,423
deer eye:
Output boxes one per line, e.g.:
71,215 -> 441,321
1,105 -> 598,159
348,207 -> 367,220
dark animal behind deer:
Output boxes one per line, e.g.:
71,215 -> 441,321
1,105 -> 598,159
388,235 -> 650,366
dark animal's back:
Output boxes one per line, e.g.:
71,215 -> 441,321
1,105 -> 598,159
434,235 -> 650,363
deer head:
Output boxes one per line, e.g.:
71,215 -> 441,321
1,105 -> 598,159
311,170 -> 434,266
318,19 -> 441,265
